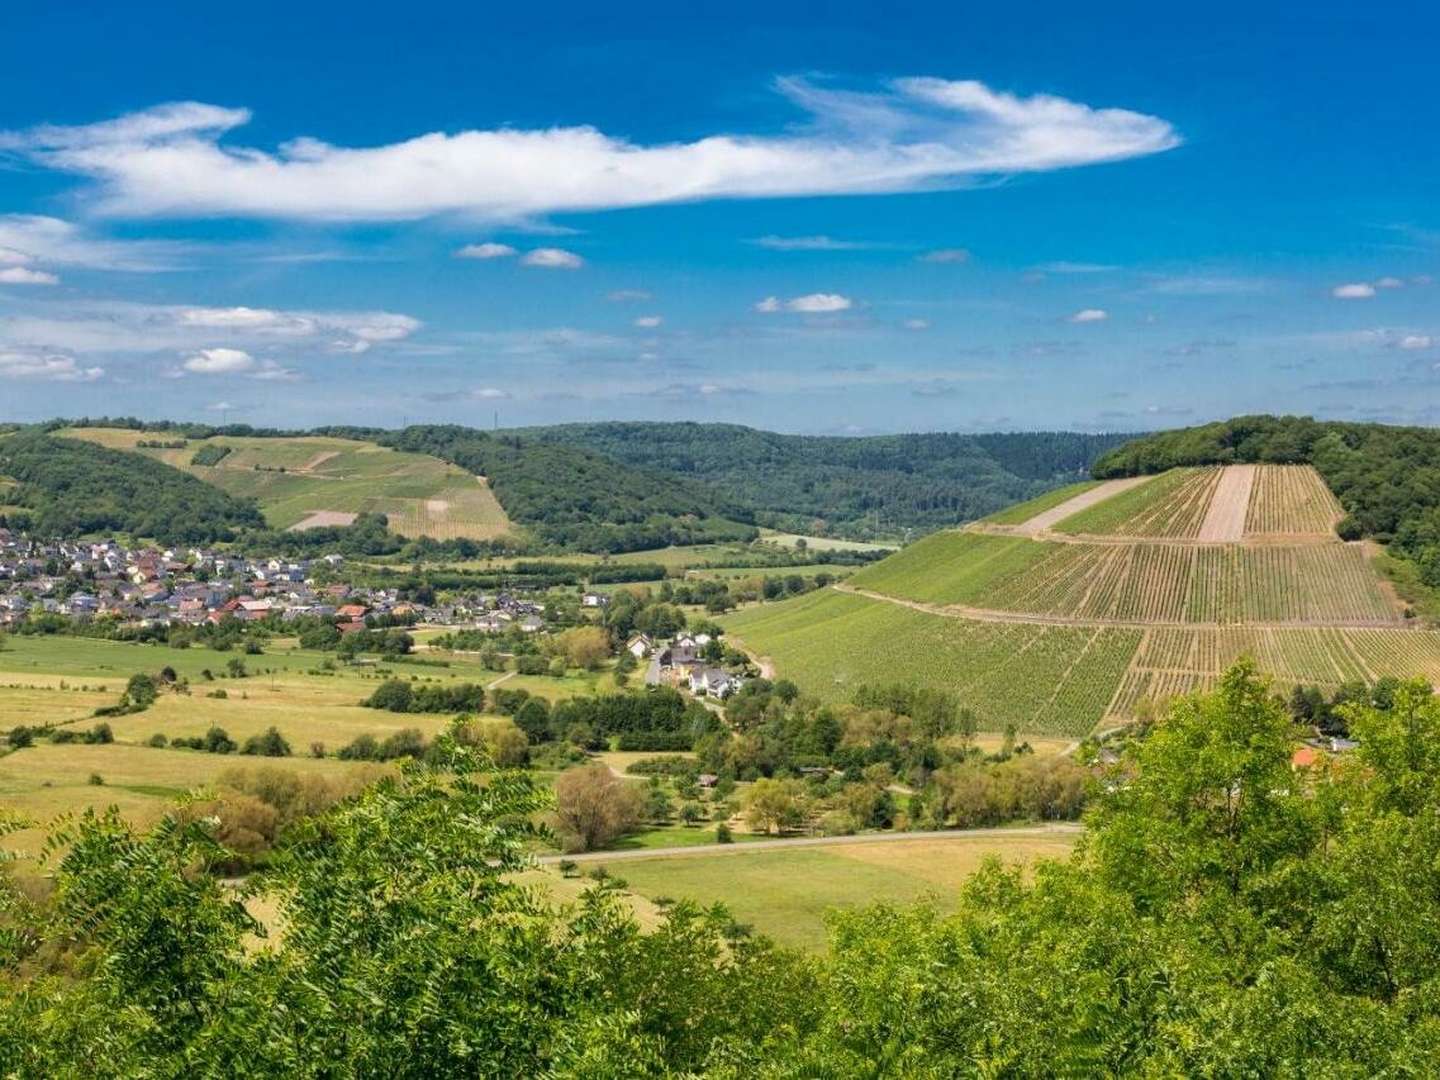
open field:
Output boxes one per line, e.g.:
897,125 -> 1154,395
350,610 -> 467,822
758,530 -> 897,553
1245,464 -> 1344,535
1055,467 -> 1220,538
59,428 -> 513,540
0,742 -> 384,857
589,831 -> 1077,951
722,589 -> 1140,735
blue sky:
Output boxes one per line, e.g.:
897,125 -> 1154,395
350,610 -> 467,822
2,1 -> 1438,433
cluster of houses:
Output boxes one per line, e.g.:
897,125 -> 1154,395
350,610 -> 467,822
632,631 -> 742,699
0,530 -> 550,636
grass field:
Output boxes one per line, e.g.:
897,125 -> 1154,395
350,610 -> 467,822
590,833 -> 1076,950
60,428 -> 513,540
758,530 -> 897,553
722,589 -> 1140,735
1054,467 -> 1219,537
981,480 -> 1101,526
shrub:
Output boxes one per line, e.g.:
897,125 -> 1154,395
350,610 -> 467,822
241,727 -> 292,758
147,733 -> 168,748
715,822 -> 734,844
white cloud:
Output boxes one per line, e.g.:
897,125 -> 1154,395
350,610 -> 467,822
633,315 -> 663,328
1037,260 -> 1117,273
756,292 -> 853,314
205,400 -> 235,412
3,80 -> 1179,223
0,266 -> 59,285
454,242 -> 517,259
1332,283 -> 1376,299
1374,276 -> 1405,289
1068,308 -> 1109,323
1398,334 -> 1434,350
183,347 -> 256,374
0,214 -> 189,271
919,248 -> 970,264
520,247 -> 583,269
607,289 -> 652,302
0,346 -> 103,382
903,318 -> 930,330
472,387 -> 510,399
749,235 -> 878,251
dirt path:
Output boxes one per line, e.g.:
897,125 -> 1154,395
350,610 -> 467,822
1012,476 -> 1151,535
297,450 -> 340,473
540,823 -> 1082,864
725,634 -> 775,678
1197,464 -> 1256,542
486,671 -> 517,691
966,520 -> 1335,549
835,583 -> 1411,631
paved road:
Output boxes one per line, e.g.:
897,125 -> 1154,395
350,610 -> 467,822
538,822 -> 1082,864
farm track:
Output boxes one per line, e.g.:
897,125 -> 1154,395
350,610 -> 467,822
965,522 -> 1340,548
835,583 -> 1413,631
1010,476 -> 1151,535
539,823 -> 1084,864
1197,464 -> 1256,541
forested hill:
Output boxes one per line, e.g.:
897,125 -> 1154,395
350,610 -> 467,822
0,431 -> 265,542
378,425 -> 757,553
1093,414 -> 1440,585
518,421 -> 1133,539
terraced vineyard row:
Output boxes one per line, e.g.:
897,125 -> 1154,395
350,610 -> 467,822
722,590 -> 1140,736
1055,467 -> 1220,538
1245,464 -> 1343,535
1104,626 -> 1440,720
890,538 -> 1401,624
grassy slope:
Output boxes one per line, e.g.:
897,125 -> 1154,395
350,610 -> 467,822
1052,468 -> 1202,536
60,428 -> 512,539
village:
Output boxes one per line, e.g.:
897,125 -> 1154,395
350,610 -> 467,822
0,526 -> 748,701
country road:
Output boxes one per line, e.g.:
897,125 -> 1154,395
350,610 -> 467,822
537,822 -> 1082,864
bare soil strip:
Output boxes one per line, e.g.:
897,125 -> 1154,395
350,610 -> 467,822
835,583 -> 1410,631
287,510 -> 357,531
1197,465 -> 1256,542
1011,476 -> 1152,535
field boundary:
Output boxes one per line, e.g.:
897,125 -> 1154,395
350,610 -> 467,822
1010,476 -> 1151,535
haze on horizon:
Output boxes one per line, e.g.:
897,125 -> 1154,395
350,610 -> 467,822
2,2 -> 1437,435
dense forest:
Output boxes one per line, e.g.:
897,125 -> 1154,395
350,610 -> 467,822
1094,415 -> 1440,585
0,432 -> 265,543
8,665 -> 1440,1073
380,425 -> 758,552
520,421 -> 1133,539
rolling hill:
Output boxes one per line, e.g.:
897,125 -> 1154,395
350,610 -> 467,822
722,462 -> 1440,738
60,427 -> 515,541
517,421 -> 1133,540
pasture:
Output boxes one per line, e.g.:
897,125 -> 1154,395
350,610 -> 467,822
59,428 -> 514,541
589,831 -> 1077,951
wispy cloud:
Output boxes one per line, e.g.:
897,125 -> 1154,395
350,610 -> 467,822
0,214 -> 193,271
1332,282 -> 1376,299
454,242 -> 516,259
1,79 -> 1178,223
520,247 -> 584,269
0,266 -> 59,285
918,248 -> 970,264
0,346 -> 104,382
1067,308 -> 1109,323
756,293 -> 854,313
748,235 -> 886,251
606,289 -> 652,302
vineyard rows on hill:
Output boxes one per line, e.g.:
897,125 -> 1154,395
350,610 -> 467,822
1054,467 -> 1220,538
722,590 -> 1139,736
1104,625 -> 1440,720
1244,464 -> 1344,535
856,532 -> 1399,625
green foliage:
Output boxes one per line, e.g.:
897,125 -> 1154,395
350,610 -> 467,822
0,430 -> 264,542
522,421 -> 1131,540
189,443 -> 232,466
240,726 -> 293,757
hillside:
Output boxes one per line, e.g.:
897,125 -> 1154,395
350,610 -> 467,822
61,427 -> 514,542
518,421 -> 1132,540
0,431 -> 266,543
723,463 -> 1440,737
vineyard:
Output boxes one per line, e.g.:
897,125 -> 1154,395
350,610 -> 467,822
852,532 -> 1399,625
726,461 -> 1440,735
1245,464 -> 1344,535
1054,467 -> 1220,537
722,590 -> 1139,736
1103,625 -> 1440,721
